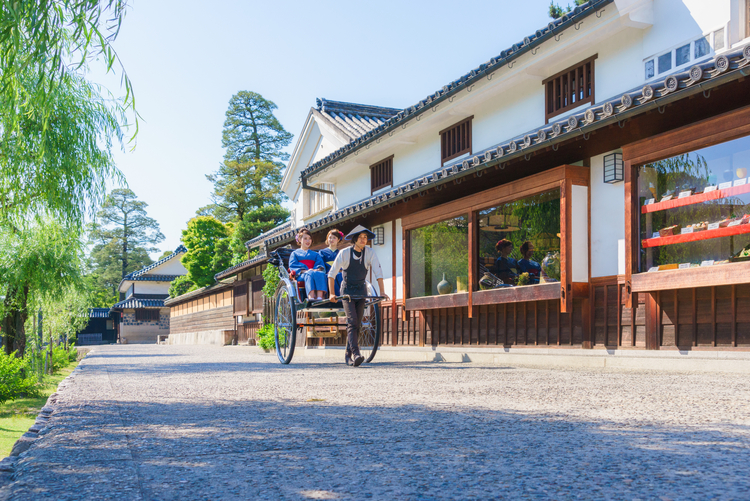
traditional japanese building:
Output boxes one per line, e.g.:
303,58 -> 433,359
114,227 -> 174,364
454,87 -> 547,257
259,0 -> 750,351
111,245 -> 187,344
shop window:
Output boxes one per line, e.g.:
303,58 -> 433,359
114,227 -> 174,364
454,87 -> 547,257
543,55 -> 596,124
477,190 -> 561,287
409,215 -> 469,297
135,309 -> 159,322
370,156 -> 393,193
440,118 -> 472,165
637,135 -> 750,274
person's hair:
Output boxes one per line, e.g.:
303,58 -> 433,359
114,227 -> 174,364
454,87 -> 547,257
520,241 -> 532,256
327,229 -> 344,242
295,228 -> 312,245
495,239 -> 513,252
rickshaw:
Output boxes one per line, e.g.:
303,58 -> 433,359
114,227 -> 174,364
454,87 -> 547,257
267,248 -> 386,365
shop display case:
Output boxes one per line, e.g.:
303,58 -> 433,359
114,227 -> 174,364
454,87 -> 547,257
637,136 -> 750,275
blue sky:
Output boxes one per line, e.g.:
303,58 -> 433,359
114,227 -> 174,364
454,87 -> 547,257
98,0 -> 555,256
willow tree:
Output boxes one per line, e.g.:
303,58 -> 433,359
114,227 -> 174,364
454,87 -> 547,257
0,220 -> 86,356
0,1 -> 134,147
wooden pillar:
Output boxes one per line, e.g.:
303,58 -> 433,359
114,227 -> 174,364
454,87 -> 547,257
391,222 -> 398,346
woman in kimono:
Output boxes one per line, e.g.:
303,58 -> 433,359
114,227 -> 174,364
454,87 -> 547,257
493,239 -> 519,285
288,228 -> 328,300
319,229 -> 344,297
517,241 -> 542,284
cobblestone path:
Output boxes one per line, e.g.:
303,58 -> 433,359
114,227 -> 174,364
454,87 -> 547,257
2,344 -> 750,500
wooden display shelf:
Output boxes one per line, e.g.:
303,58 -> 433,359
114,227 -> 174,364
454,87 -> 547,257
632,260 -> 750,292
642,223 -> 750,248
641,183 -> 750,214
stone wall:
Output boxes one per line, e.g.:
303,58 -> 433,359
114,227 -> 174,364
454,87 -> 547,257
120,308 -> 169,344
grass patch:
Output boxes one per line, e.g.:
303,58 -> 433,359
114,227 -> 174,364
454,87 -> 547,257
0,363 -> 78,458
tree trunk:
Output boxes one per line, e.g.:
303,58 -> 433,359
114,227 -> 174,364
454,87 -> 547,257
2,285 -> 29,357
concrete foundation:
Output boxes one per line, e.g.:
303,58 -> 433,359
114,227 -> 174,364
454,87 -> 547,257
166,330 -> 234,345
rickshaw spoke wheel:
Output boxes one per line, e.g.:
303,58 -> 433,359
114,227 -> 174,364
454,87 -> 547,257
274,284 -> 297,364
358,293 -> 381,364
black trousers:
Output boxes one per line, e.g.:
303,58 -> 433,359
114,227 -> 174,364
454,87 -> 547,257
342,298 -> 366,356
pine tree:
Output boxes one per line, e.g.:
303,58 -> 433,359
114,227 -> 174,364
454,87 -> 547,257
88,189 -> 164,296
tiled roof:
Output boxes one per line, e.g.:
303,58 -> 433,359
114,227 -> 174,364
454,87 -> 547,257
265,44 -> 750,248
123,245 -> 187,280
128,274 -> 180,282
315,99 -> 401,142
164,281 -> 234,306
214,254 -> 268,281
88,308 -> 111,318
110,297 -> 166,311
245,221 -> 293,248
300,0 -> 613,181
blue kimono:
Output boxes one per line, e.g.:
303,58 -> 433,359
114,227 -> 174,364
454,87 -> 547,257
319,247 -> 343,296
493,256 -> 518,285
517,259 -> 541,284
289,249 -> 328,293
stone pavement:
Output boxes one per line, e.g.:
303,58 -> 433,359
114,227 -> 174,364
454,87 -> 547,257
2,344 -> 750,500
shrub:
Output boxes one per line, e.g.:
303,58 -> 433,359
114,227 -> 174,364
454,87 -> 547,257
50,345 -> 74,374
256,323 -> 276,350
262,264 -> 280,299
0,352 -> 40,404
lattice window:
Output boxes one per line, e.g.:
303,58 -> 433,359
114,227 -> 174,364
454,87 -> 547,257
440,118 -> 472,165
543,55 -> 597,123
370,156 -> 393,193
306,182 -> 334,217
135,309 -> 160,322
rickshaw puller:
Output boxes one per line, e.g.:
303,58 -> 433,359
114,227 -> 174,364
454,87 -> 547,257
328,225 -> 388,367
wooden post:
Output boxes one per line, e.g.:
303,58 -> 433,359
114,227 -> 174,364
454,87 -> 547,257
392,222 -> 398,346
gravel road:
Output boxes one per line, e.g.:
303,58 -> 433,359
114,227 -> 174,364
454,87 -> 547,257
2,344 -> 749,500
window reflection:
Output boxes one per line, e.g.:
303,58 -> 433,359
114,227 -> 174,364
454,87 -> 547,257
409,216 -> 468,297
478,190 -> 561,287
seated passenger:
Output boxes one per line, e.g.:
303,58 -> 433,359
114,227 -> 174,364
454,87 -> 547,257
289,228 -> 328,300
319,229 -> 344,297
517,241 -> 541,285
493,239 -> 518,285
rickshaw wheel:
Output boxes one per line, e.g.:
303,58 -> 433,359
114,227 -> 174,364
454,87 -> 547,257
358,288 -> 381,363
274,283 -> 297,364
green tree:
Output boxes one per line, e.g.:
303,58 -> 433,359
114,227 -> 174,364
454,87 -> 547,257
548,0 -> 586,19
0,1 -> 134,143
229,205 -> 289,263
0,220 -> 86,356
201,160 -> 286,223
221,91 -> 292,163
180,216 -> 232,288
199,91 -> 292,243
168,275 -> 196,299
88,189 -> 164,296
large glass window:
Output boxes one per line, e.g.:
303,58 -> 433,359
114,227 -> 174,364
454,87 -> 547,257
638,136 -> 750,273
409,215 -> 468,297
477,190 -> 561,287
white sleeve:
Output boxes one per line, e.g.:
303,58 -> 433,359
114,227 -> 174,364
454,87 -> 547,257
368,248 -> 384,280
328,250 -> 347,278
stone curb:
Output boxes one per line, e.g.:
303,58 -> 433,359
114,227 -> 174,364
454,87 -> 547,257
1,355 -> 87,479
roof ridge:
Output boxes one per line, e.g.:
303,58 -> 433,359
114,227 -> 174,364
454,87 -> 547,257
316,98 -> 401,118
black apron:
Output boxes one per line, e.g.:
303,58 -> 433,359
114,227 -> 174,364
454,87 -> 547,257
342,247 -> 367,298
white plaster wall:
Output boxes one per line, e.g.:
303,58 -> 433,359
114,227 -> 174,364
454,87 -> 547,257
571,185 -> 590,283
151,257 -> 187,276
590,152 -> 625,277
134,281 -> 172,295
644,0 -> 729,59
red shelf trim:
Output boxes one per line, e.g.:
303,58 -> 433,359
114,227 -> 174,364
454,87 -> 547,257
642,223 -> 750,248
641,183 -> 750,214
